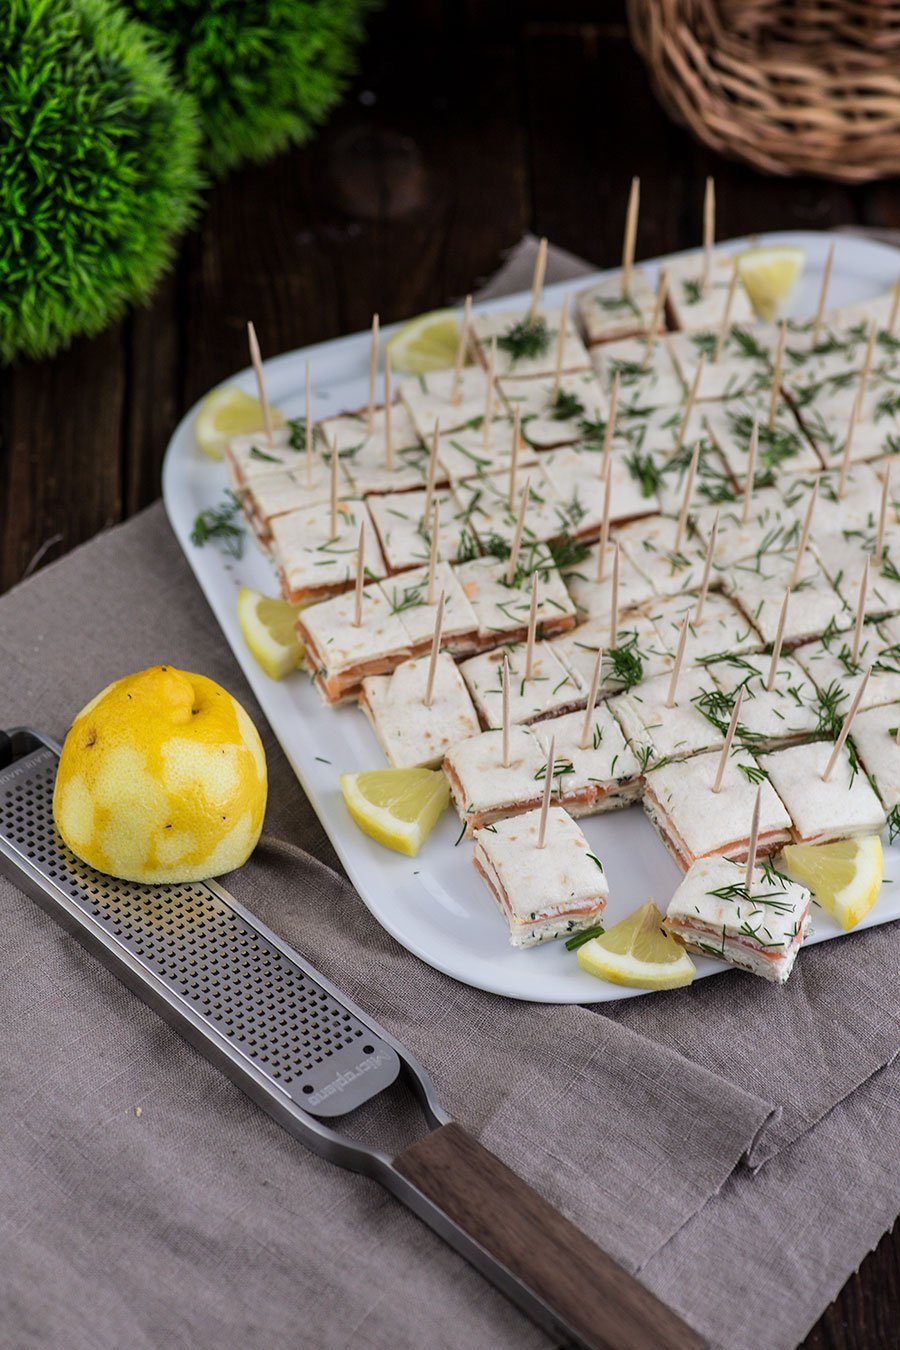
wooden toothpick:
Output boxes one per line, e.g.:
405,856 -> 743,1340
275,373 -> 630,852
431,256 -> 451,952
527,237 -> 548,324
597,472 -> 612,582
789,479 -> 818,588
505,475 -> 531,585
837,397 -> 858,500
353,520 -> 365,627
851,553 -> 870,666
666,612 -> 690,709
890,279 -> 900,336
501,652 -> 511,768
367,313 -> 380,433
427,500 -> 440,605
742,416 -> 759,524
423,591 -> 445,708
601,371 -> 620,482
811,243 -> 834,349
875,464 -> 891,567
701,176 -> 715,292
766,588 -> 790,692
247,321 -> 274,446
580,648 -> 604,750
642,270 -> 668,370
675,354 -> 705,454
483,336 -> 497,448
525,571 -> 539,681
674,441 -> 701,551
508,406 -> 521,509
537,736 -> 555,848
823,667 -> 871,781
305,362 -> 313,487
694,509 -> 719,623
553,294 -> 569,398
423,420 -> 440,526
621,176 -> 640,296
384,347 -> 395,470
713,686 -> 744,793
744,784 -> 763,890
713,266 -> 739,363
329,441 -> 339,540
608,540 -> 620,648
451,295 -> 472,405
767,321 -> 786,432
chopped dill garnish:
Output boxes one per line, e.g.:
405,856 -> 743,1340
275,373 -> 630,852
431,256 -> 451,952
550,387 -> 585,421
565,923 -> 605,950
191,492 -> 245,559
497,316 -> 550,364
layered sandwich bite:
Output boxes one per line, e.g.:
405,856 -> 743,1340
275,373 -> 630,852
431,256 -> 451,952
270,499 -> 385,605
360,652 -> 480,769
443,725 -> 546,836
459,641 -> 584,728
471,307 -> 590,380
298,581 -> 412,706
530,703 -> 642,816
760,741 -> 887,844
576,271 -> 660,345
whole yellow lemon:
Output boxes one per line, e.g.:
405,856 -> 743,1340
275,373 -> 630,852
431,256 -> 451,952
53,666 -> 267,883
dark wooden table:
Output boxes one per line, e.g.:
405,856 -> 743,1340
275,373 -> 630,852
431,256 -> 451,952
0,3 -> 896,1343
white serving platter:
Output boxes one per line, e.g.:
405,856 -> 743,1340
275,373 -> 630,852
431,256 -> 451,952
163,230 -> 900,1003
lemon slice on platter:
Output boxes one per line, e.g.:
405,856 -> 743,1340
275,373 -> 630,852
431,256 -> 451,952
386,309 -> 461,374
340,768 -> 450,856
735,245 -> 805,322
195,386 -> 285,460
238,588 -> 305,680
780,835 -> 883,931
576,900 -> 696,989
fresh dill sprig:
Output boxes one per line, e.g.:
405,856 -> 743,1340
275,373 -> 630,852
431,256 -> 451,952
497,316 -> 550,364
625,449 -> 661,498
549,387 -> 585,421
608,635 -> 644,690
191,492 -> 245,559
565,923 -> 605,950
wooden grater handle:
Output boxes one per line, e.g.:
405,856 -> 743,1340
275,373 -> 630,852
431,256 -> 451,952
394,1123 -> 704,1350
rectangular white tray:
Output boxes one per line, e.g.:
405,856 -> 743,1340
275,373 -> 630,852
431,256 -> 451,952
163,230 -> 900,1002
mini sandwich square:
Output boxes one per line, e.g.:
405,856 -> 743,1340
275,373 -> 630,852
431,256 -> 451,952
760,741 -> 886,844
613,665 -> 724,767
270,500 -> 386,605
472,806 -> 608,947
399,366 -> 492,438
360,652 -> 480,769
444,724 -> 547,835
459,642 -> 584,729
575,271 -> 660,345
471,308 -> 590,380
298,582 -> 412,705
530,705 -> 642,816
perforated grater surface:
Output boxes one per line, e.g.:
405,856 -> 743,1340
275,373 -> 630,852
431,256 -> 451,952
0,727 -> 702,1350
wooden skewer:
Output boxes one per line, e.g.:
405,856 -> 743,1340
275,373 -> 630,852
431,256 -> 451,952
621,176 -> 640,296
527,237 -> 548,324
483,336 -> 497,449
601,371 -> 620,482
889,279 -> 900,336
811,243 -> 834,349
501,652 -> 511,768
875,463 -> 891,567
674,441 -> 701,552
675,355 -> 705,454
423,420 -> 440,525
384,348 -> 395,470
427,500 -> 440,605
789,479 -> 818,588
823,667 -> 871,781
701,176 -> 715,292
767,321 -> 786,432
451,295 -> 472,405
367,313 -> 380,433
537,735 -> 556,849
713,266 -> 739,363
580,648 -> 604,750
666,613 -> 690,709
642,270 -> 668,370
508,406 -> 521,509
553,294 -> 569,398
859,320 -> 878,404
329,439 -> 339,540
247,321 -> 274,446
694,509 -> 719,623
741,416 -> 759,525
305,362 -> 314,487
713,686 -> 743,793
525,571 -> 539,681
744,784 -> 763,890
505,475 -> 531,585
597,472 -> 612,582
837,397 -> 858,500
851,553 -> 870,666
353,521 -> 365,627
423,592 -> 445,708
766,588 -> 790,692
608,541 -> 620,649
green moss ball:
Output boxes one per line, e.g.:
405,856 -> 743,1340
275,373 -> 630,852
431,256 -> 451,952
126,0 -> 373,175
0,0 -> 203,363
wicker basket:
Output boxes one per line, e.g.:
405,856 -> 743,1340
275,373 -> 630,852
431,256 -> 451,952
628,0 -> 900,182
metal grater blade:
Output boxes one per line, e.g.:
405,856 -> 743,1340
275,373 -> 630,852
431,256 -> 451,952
0,744 -> 401,1118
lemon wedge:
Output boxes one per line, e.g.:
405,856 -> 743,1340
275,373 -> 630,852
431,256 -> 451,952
340,768 -> 449,856
577,900 -> 696,989
386,309 -> 461,374
195,386 -> 285,460
780,835 -> 883,931
238,588 -> 305,680
736,245 -> 805,322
